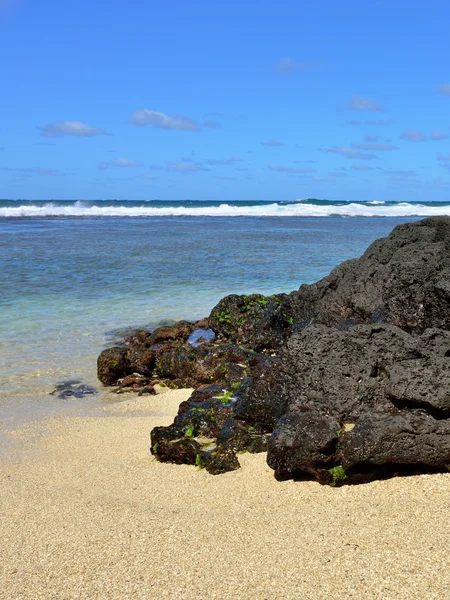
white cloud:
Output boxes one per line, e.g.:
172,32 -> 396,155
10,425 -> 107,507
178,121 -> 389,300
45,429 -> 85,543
339,119 -> 394,126
328,170 -> 348,177
267,164 -> 316,173
129,109 -> 200,131
98,157 -> 143,170
24,167 -> 67,176
138,173 -> 159,180
168,161 -> 208,174
352,142 -> 398,151
318,146 -> 377,160
352,163 -> 374,171
203,112 -> 224,118
273,57 -> 320,74
340,95 -> 383,112
382,169 -> 417,179
261,140 -> 284,147
206,156 -> 241,165
437,84 -> 450,96
313,176 -> 336,182
40,121 -> 107,138
1,167 -> 67,176
430,130 -> 448,141
400,130 -> 427,142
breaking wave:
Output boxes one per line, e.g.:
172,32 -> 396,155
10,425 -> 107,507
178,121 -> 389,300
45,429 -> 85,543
2,199 -> 450,218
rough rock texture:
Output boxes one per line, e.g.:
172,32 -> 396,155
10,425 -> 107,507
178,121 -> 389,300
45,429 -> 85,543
289,216 -> 450,332
98,216 -> 450,484
97,320 -> 212,390
97,346 -> 132,386
266,324 -> 450,483
207,217 -> 450,351
209,293 -> 294,351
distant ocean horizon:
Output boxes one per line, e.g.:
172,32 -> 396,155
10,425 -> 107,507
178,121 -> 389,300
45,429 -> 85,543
1,197 -> 450,218
1,199 -> 448,437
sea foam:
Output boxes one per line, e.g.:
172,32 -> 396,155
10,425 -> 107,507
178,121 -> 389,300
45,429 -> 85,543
1,199 -> 450,218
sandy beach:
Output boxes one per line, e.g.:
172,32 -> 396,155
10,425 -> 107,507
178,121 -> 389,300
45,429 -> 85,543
1,388 -> 449,600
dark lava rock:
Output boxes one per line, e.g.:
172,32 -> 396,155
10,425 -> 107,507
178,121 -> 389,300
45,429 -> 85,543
340,412 -> 450,483
209,293 -> 292,351
125,347 -> 156,378
152,437 -> 201,465
232,356 -> 281,431
267,411 -> 341,484
98,216 -> 450,485
201,444 -> 241,475
148,345 -> 272,471
154,342 -> 208,383
97,321 -> 214,388
97,346 -> 131,385
181,384 -> 224,408
268,324 -> 450,420
288,216 -> 450,333
147,320 -> 196,345
206,218 -> 450,354
265,323 -> 450,483
216,418 -> 270,453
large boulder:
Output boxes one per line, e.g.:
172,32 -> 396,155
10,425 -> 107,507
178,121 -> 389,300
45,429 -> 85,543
266,324 -> 450,483
289,216 -> 450,332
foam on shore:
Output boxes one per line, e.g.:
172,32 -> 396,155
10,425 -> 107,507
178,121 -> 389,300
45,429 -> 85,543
1,388 -> 450,599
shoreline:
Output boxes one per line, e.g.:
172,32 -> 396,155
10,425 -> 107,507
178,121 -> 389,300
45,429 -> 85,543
2,388 -> 450,599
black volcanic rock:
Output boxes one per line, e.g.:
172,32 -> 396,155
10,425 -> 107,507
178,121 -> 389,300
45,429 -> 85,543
209,293 -> 293,351
98,216 -> 450,484
265,324 -> 450,483
340,412 -> 450,481
152,217 -> 450,482
97,346 -> 132,385
288,216 -> 450,332
206,217 -> 450,351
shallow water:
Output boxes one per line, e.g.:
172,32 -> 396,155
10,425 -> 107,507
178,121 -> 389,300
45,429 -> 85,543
0,210 -> 422,431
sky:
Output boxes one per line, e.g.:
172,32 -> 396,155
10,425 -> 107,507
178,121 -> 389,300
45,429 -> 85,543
1,0 -> 450,202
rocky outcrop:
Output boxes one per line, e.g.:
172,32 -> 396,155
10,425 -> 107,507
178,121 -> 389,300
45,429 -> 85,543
265,324 -> 450,483
287,216 -> 450,333
98,217 -> 450,484
209,293 -> 294,351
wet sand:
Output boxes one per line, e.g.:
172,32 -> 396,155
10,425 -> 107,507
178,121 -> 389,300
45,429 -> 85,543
1,389 -> 449,600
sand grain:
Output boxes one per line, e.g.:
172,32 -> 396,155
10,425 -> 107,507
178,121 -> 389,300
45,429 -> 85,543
1,390 -> 450,600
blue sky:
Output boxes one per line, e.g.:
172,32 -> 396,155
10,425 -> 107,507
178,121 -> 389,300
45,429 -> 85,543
1,0 -> 450,201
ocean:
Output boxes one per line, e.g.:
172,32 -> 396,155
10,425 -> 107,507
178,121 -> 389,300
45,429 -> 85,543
1,198 -> 448,434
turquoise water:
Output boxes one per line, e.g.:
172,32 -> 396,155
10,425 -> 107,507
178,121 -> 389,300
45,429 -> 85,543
0,198 -> 435,429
